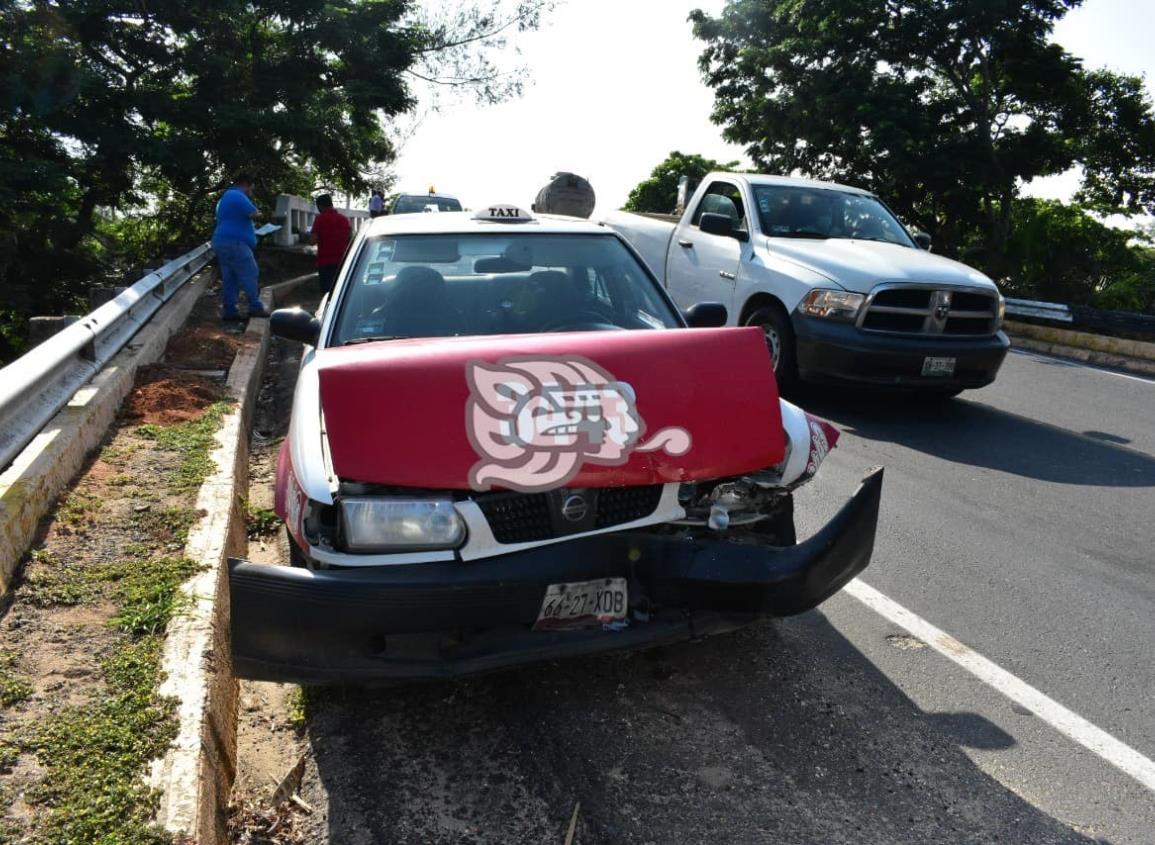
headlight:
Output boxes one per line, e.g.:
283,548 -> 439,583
798,289 -> 865,321
340,498 -> 466,552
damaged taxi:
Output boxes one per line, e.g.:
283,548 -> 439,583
229,204 -> 883,683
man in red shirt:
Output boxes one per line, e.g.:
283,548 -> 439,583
309,194 -> 352,295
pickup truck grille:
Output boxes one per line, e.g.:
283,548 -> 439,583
476,485 -> 664,544
859,286 -> 999,337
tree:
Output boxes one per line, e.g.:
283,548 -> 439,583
0,1 -> 549,361
997,198 -> 1150,306
624,151 -> 741,213
690,0 -> 1155,270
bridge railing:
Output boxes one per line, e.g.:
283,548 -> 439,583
0,243 -> 214,471
272,194 -> 371,247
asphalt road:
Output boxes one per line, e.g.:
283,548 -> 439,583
243,342 -> 1155,844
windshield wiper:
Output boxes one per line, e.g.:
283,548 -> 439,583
777,231 -> 828,239
343,335 -> 410,345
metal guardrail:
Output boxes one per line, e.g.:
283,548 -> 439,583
1004,298 -> 1074,323
0,243 -> 214,472
1005,297 -> 1155,340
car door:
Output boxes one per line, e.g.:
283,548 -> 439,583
664,180 -> 747,313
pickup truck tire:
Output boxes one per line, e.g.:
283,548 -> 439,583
745,305 -> 798,392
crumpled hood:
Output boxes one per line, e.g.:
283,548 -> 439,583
765,238 -> 997,293
318,328 -> 785,492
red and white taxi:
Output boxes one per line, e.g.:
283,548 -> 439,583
229,205 -> 883,683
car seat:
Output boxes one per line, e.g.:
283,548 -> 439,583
381,265 -> 466,338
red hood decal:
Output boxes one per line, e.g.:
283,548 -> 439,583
318,328 -> 784,490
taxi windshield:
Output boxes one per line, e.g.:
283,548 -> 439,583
330,233 -> 682,345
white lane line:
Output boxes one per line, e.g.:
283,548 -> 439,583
1012,349 -> 1155,386
843,577 -> 1155,794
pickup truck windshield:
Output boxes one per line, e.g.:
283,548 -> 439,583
331,233 -> 682,345
391,195 -> 463,214
753,186 -> 915,247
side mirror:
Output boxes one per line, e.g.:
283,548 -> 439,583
699,212 -> 736,239
913,231 -> 932,251
684,302 -> 728,328
270,307 -> 321,346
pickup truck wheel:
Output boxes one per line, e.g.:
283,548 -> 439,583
745,306 -> 797,391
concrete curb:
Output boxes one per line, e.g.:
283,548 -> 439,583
1006,320 -> 1155,376
149,272 -> 315,844
0,271 -> 215,593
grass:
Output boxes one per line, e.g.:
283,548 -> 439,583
0,665 -> 32,708
57,491 -> 103,528
127,505 -> 201,551
29,635 -> 177,845
244,498 -> 280,539
136,401 -> 231,492
287,685 -> 327,730
6,367 -> 228,843
23,556 -> 199,845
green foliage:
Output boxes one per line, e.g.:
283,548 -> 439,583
137,401 -> 231,492
244,499 -> 281,539
624,151 -> 741,214
992,199 -> 1150,305
0,1 -> 551,363
691,0 -> 1155,304
29,634 -> 177,845
0,658 -> 32,708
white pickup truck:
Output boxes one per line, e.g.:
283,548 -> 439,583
605,173 -> 1009,396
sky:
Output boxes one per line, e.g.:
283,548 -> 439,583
392,0 -> 1155,217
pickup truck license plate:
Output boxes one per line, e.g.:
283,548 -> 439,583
534,578 -> 628,631
921,356 -> 956,377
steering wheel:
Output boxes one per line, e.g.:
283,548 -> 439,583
540,310 -> 617,332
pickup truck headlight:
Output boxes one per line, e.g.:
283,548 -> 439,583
340,498 -> 466,552
798,289 -> 865,321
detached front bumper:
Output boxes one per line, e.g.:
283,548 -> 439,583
793,315 -> 1010,388
230,468 -> 883,684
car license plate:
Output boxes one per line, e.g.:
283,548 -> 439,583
921,356 -> 956,377
534,578 -> 628,631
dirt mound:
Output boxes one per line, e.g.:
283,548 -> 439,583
165,324 -> 243,369
124,366 -> 222,426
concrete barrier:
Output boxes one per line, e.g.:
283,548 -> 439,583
1005,319 -> 1155,377
149,272 -> 314,844
0,272 -> 214,593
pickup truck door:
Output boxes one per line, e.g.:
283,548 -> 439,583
665,179 -> 748,314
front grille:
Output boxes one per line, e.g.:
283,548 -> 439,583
860,286 -> 998,337
475,492 -> 553,543
596,485 -> 664,528
475,485 -> 664,544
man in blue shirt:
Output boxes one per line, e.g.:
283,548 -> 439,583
212,173 -> 268,320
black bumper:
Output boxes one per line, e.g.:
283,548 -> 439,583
793,315 -> 1009,388
230,468 -> 883,684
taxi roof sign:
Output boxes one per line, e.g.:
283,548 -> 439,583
474,204 -> 534,223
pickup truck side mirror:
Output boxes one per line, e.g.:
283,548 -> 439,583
684,302 -> 728,328
913,231 -> 932,250
270,307 -> 321,346
699,212 -> 748,242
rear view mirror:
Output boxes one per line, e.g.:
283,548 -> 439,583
684,302 -> 728,328
270,307 -> 321,346
913,231 -> 932,250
